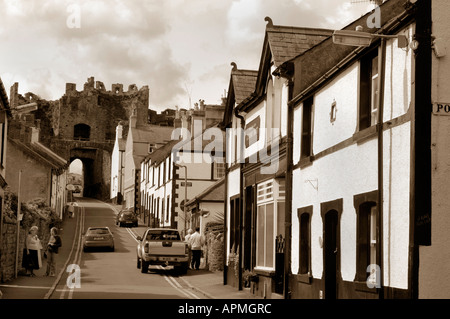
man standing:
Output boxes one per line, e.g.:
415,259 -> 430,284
189,227 -> 205,270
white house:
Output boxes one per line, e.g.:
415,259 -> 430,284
110,121 -> 126,204
140,119 -> 225,236
223,18 -> 332,296
121,111 -> 173,212
277,0 -> 424,299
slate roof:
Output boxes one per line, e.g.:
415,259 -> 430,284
0,77 -> 12,115
230,66 -> 258,105
236,18 -> 333,113
131,124 -> 174,144
275,0 -> 411,105
185,177 -> 225,208
266,23 -> 334,67
9,138 -> 68,170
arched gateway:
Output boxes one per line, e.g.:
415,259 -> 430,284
9,77 -> 149,200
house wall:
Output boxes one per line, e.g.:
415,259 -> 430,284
6,140 -> 51,205
419,0 -> 450,299
290,24 -> 413,298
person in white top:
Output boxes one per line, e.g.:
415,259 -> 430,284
189,227 -> 205,270
184,229 -> 193,267
22,225 -> 43,277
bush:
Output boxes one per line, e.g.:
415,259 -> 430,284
2,188 -> 62,229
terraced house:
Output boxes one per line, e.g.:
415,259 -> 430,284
222,17 -> 332,298
274,0 -> 446,299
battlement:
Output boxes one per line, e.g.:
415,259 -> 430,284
65,76 -> 145,96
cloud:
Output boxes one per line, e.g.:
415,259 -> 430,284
0,0 -> 373,112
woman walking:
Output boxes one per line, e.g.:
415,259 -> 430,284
22,226 -> 43,277
45,227 -> 62,277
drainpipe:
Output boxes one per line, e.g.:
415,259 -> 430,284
235,108 -> 245,291
223,138 -> 228,286
377,38 -> 386,300
285,77 -> 294,299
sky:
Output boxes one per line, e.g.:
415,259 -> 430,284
0,0 -> 376,113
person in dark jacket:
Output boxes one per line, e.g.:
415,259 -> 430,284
45,227 -> 62,277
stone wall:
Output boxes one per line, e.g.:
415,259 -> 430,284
1,216 -> 55,282
204,223 -> 224,272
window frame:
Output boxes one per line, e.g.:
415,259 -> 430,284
297,206 -> 313,281
353,190 -> 379,291
358,48 -> 379,132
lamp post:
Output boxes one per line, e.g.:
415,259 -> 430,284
174,163 -> 188,235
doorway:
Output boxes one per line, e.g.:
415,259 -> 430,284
324,210 -> 339,299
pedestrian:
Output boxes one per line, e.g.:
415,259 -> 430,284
189,227 -> 205,270
22,226 -> 43,277
184,229 -> 193,268
45,227 -> 62,277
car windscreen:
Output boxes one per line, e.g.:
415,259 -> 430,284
122,212 -> 134,217
88,229 -> 110,235
145,230 -> 180,241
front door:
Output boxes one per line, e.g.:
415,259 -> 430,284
324,210 -> 339,299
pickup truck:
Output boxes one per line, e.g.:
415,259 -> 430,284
136,228 -> 189,274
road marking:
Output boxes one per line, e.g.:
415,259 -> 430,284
43,201 -> 83,300
68,206 -> 85,299
59,206 -> 85,299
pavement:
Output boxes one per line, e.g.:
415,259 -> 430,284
0,200 -> 261,300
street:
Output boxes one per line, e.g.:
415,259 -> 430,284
0,198 -> 206,299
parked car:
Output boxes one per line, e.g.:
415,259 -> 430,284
83,227 -> 115,252
115,209 -> 138,227
136,228 -> 189,275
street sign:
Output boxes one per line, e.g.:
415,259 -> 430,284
433,102 -> 450,115
181,182 -> 193,187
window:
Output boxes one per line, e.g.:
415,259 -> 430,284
166,196 -> 170,223
297,206 -> 312,275
301,96 -> 313,159
214,162 -> 225,179
255,179 -> 285,269
354,190 -> 378,283
229,196 -> 240,254
359,50 -> 379,130
73,123 -> 91,141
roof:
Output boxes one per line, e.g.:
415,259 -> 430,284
236,18 -> 333,113
185,177 -> 225,209
0,77 -> 12,115
142,124 -> 226,167
130,124 -> 173,144
265,21 -> 334,68
230,64 -> 258,105
8,138 -> 68,170
222,64 -> 258,127
277,0 -> 412,104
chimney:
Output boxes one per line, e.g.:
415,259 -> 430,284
116,123 -> 123,139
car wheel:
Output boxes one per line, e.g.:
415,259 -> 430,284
118,222 -> 122,227
83,246 -> 87,252
110,245 -> 115,252
141,260 -> 148,273
134,222 -> 138,227
137,257 -> 141,269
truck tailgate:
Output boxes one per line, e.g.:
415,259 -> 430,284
148,242 -> 185,255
